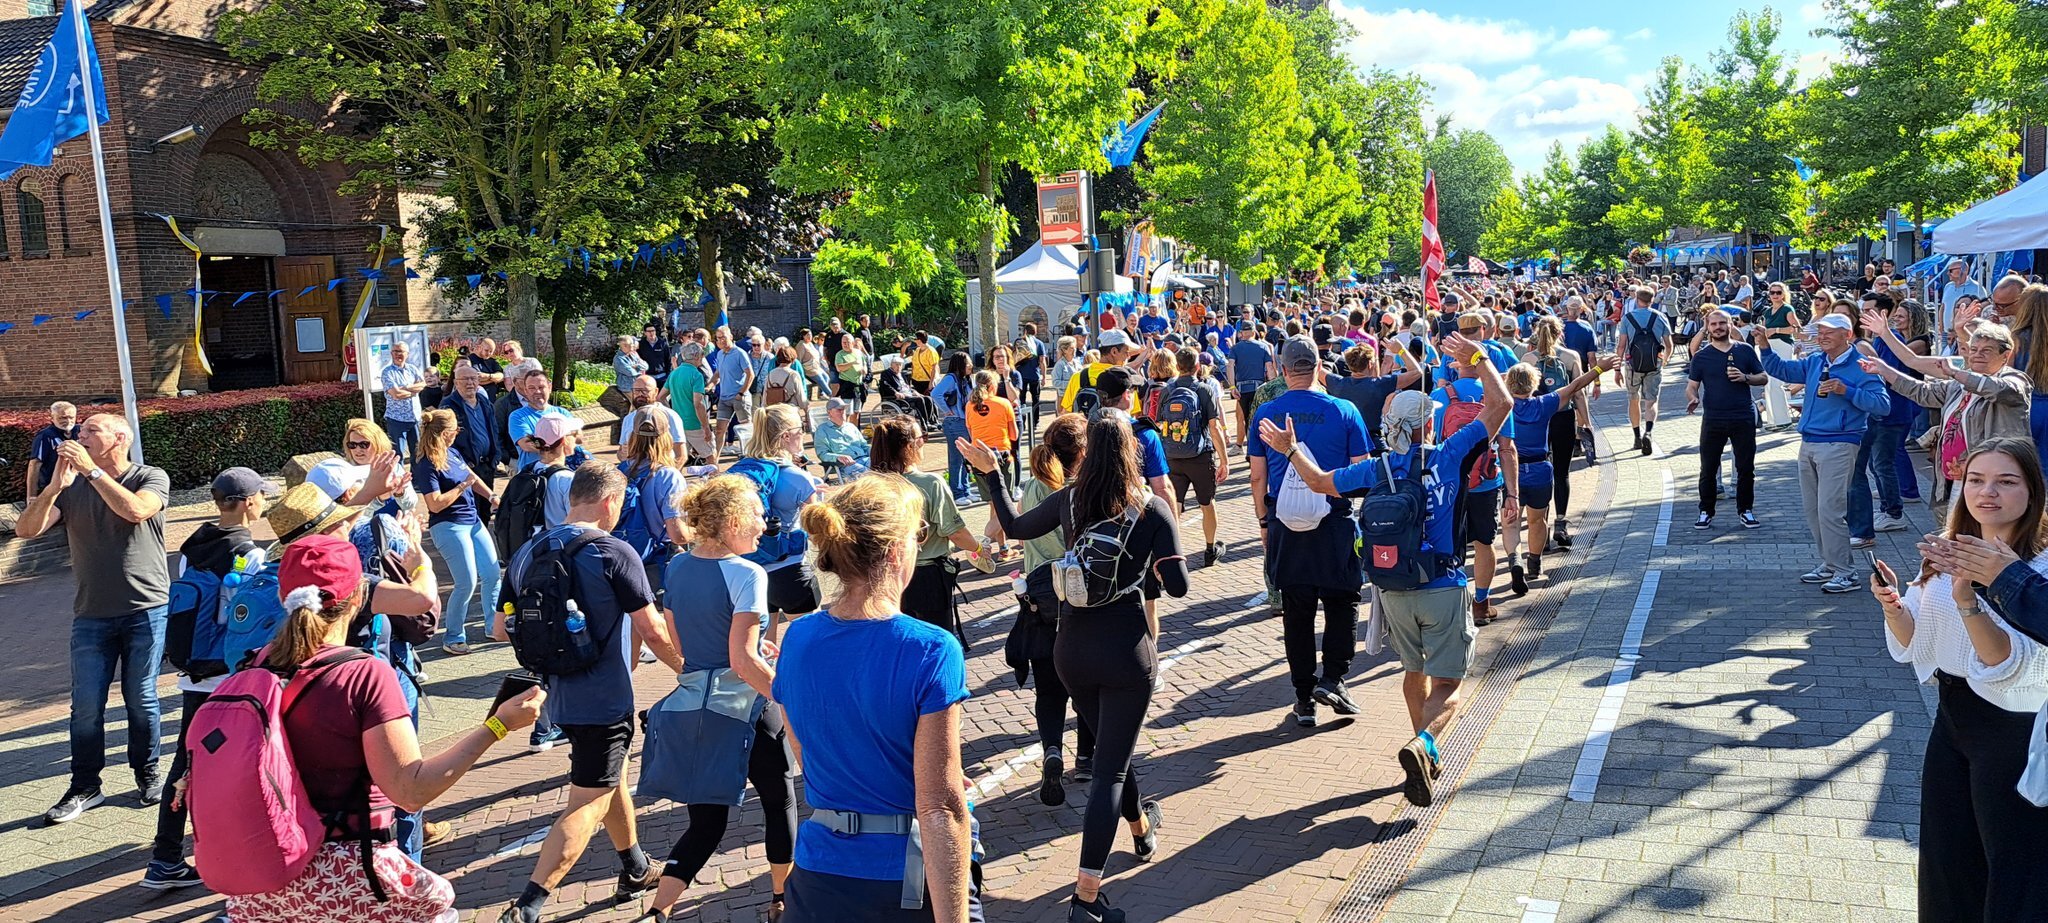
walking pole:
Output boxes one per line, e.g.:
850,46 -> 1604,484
72,0 -> 144,463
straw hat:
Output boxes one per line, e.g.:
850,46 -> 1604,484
267,482 -> 366,547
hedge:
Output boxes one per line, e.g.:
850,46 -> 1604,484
0,381 -> 364,504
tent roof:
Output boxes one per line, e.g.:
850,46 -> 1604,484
995,240 -> 1083,285
1935,176 -> 2048,254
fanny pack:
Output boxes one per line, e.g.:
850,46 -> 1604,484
809,809 -> 984,909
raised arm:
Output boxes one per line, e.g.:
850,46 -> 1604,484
958,437 -> 1065,540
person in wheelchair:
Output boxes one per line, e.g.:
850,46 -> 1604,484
814,398 -> 871,482
878,354 -> 936,426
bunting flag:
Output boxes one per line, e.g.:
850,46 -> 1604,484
1420,170 -> 1446,309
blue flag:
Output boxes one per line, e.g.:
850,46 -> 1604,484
0,0 -> 108,181
1102,103 -> 1164,169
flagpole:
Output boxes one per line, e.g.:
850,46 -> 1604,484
70,0 -> 143,463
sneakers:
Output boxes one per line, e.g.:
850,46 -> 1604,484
1740,511 -> 1761,529
1293,697 -> 1317,728
1040,753 -> 1066,807
1526,552 -> 1543,580
1551,523 -> 1572,550
1073,753 -> 1094,784
639,645 -> 659,664
441,641 -> 472,656
140,859 -> 204,891
43,787 -> 103,825
1508,561 -> 1529,597
1875,512 -> 1909,532
1205,541 -> 1224,568
1398,738 -> 1437,807
1070,894 -> 1128,923
1821,574 -> 1859,594
1799,566 -> 1835,584
1850,536 -> 1876,549
1695,512 -> 1713,530
615,864 -> 662,903
1312,680 -> 1361,716
1132,800 -> 1163,862
138,766 -> 164,806
529,727 -> 566,752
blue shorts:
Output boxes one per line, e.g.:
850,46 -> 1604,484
1517,460 -> 1554,510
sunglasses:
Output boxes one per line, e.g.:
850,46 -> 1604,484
345,440 -> 372,450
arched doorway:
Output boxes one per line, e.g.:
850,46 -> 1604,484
192,148 -> 293,389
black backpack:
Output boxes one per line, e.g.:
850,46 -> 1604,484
493,463 -> 564,558
1359,453 -> 1438,591
1155,379 -> 1210,459
1625,314 -> 1661,374
1071,367 -> 1103,417
507,529 -> 613,676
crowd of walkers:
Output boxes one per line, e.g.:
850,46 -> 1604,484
19,260 -> 2048,923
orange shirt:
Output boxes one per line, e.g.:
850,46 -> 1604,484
966,395 -> 1016,451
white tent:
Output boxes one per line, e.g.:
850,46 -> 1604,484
1934,176 -> 2048,254
964,240 -> 1130,350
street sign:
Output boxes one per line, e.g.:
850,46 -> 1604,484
1036,171 -> 1090,247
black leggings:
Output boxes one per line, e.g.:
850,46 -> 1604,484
1547,410 -> 1580,519
1919,677 -> 2048,923
663,720 -> 798,883
1019,377 -> 1042,415
1054,601 -> 1155,875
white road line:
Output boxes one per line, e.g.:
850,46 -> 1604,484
1517,896 -> 1562,923
490,825 -> 553,858
1567,569 -> 1661,803
1652,466 -> 1674,547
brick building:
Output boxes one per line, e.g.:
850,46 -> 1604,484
0,0 -> 422,406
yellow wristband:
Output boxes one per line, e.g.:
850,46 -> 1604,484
484,716 -> 508,742
1470,351 -> 1486,366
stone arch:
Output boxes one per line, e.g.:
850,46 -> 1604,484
192,149 -> 284,222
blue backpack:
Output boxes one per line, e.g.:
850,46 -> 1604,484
221,561 -> 287,674
727,456 -> 808,566
611,463 -> 676,565
1358,452 -> 1440,591
165,541 -> 259,680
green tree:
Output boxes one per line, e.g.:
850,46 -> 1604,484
1792,0 -> 2020,233
1522,142 -> 1578,258
1418,122 -> 1514,264
1610,57 -> 1711,244
1478,183 -> 1536,262
770,0 -> 1146,349
1563,128 -> 1631,260
1270,6 -> 1367,275
222,0 -> 758,352
1692,9 -> 1799,254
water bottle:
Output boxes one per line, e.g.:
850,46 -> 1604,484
563,599 -> 595,662
1009,570 -> 1027,597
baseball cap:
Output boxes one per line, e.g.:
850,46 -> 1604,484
211,466 -> 276,502
1098,329 -> 1133,350
278,533 -> 364,612
826,397 -> 847,412
1280,336 -> 1321,375
303,458 -> 370,502
534,414 -> 584,445
1312,324 -> 1333,346
1815,314 -> 1853,332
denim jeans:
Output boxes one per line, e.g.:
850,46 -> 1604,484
70,606 -> 167,791
1849,422 -> 1906,539
1898,404 -> 1924,500
429,519 -> 500,645
383,419 -> 418,460
941,416 -> 972,496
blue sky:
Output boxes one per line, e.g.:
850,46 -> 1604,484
1329,1 -> 1838,174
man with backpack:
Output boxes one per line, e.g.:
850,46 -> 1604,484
1619,286 -> 1673,456
1433,327 -> 1522,625
1159,347 -> 1231,567
147,467 -> 274,889
1062,329 -> 1140,415
1249,336 -> 1373,728
1257,334 -> 1510,807
495,464 -> 685,923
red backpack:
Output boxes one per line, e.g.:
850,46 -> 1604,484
1442,386 -> 1497,489
185,647 -> 390,900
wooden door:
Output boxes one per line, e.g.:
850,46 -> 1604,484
277,255 -> 342,384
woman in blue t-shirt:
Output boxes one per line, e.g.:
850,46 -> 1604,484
638,476 -> 796,923
413,409 -> 497,653
1503,353 -> 1609,584
775,476 -> 979,922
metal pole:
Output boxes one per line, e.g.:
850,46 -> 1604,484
73,0 -> 143,463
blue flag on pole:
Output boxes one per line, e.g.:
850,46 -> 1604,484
1102,103 -> 1165,169
0,0 -> 108,180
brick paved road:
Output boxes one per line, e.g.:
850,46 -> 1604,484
0,361 -> 1938,922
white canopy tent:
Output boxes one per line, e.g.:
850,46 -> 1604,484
1934,176 -> 2048,254
964,240 -> 1131,350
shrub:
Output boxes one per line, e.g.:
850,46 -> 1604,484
0,381 -> 363,504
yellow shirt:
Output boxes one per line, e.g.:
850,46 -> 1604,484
911,345 -> 940,383
1060,360 -> 1123,412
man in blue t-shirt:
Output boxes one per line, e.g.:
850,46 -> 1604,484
1432,329 -> 1520,625
498,464 -> 683,923
1229,326 -> 1275,450
1684,310 -> 1765,530
1259,336 -> 1509,807
712,328 -> 756,451
1249,336 -> 1372,728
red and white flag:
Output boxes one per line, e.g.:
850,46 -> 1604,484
1467,255 -> 1488,276
1420,170 -> 1445,308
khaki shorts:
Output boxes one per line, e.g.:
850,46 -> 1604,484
1625,367 -> 1662,402
1380,583 -> 1475,680
682,427 -> 716,459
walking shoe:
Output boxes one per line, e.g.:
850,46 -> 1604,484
1398,738 -> 1437,807
1849,536 -> 1876,549
1040,753 -> 1066,807
1073,753 -> 1094,783
1313,679 -> 1361,716
1552,523 -> 1573,550
138,765 -> 165,806
422,819 -> 454,848
529,727 -> 566,752
1293,696 -> 1318,728
1821,574 -> 1859,594
615,864 -> 662,903
1205,541 -> 1224,568
441,641 -> 472,656
1740,511 -> 1761,529
140,860 -> 204,891
43,787 -> 103,825
499,905 -> 541,923
1472,598 -> 1493,626
1875,512 -> 1909,532
1695,512 -> 1713,530
1641,435 -> 1656,457
1799,566 -> 1835,584
1132,800 -> 1164,862
1069,894 -> 1128,923
1509,560 -> 1529,597
1527,553 -> 1543,580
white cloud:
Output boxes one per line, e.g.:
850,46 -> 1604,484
1553,27 -> 1626,65
1329,1 -> 1546,70
1624,28 -> 1655,42
1792,50 -> 1836,88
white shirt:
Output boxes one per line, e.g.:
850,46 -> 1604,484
1889,552 -> 2048,713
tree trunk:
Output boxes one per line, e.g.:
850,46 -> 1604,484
976,149 -> 999,354
551,310 -> 572,392
697,227 -> 727,331
507,271 -> 540,354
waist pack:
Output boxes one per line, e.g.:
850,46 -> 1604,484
809,809 -> 985,911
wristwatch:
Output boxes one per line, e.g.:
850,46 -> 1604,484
85,468 -> 103,482
1958,604 -> 1985,619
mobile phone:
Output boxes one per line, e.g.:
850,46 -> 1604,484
1867,551 -> 1887,586
490,671 -> 542,715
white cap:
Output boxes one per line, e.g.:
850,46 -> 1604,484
1098,329 -> 1133,350
304,458 -> 369,501
1815,314 -> 1853,331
